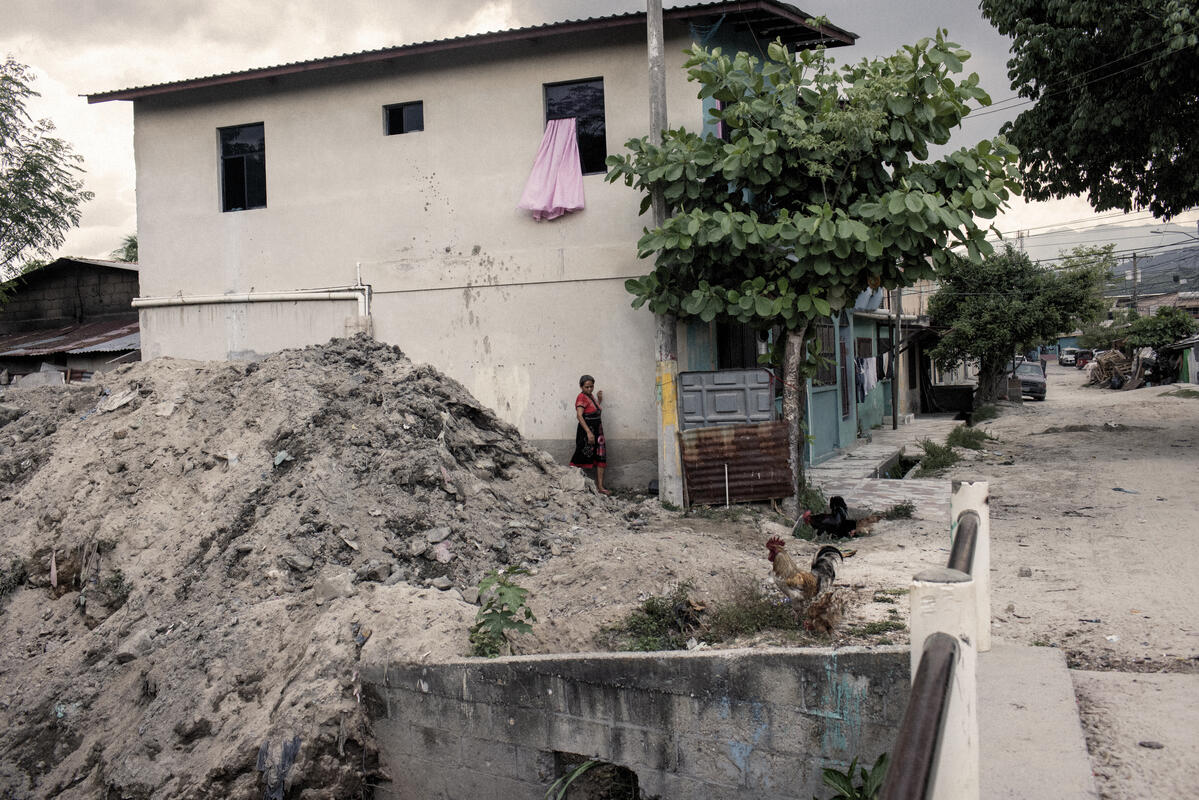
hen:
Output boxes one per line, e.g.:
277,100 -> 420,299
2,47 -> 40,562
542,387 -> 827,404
765,538 -> 845,605
802,495 -> 880,538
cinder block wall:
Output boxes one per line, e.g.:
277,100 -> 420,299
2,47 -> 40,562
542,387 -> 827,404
362,647 -> 908,800
0,268 -> 139,333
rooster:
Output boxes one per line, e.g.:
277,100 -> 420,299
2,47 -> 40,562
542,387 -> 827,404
765,537 -> 845,606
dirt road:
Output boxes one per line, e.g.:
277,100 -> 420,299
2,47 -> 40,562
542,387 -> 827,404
947,364 -> 1199,799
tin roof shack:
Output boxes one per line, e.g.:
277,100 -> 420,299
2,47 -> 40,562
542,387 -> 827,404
0,257 -> 141,385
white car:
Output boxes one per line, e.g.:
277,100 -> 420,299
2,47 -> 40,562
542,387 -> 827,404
1058,347 -> 1078,366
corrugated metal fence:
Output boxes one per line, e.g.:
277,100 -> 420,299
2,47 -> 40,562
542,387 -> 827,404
678,420 -> 793,506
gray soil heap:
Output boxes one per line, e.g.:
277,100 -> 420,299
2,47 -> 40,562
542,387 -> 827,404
0,335 -> 611,799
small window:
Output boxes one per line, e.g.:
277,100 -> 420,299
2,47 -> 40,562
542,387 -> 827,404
545,78 -> 606,174
384,101 -> 423,135
219,123 -> 266,212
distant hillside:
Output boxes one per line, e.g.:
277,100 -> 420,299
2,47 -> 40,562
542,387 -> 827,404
1106,243 -> 1199,297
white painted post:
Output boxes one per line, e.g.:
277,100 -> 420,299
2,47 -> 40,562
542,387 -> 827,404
951,480 -> 991,652
910,567 -> 979,800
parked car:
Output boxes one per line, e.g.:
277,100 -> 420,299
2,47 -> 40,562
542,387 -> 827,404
1059,347 -> 1078,366
1075,349 -> 1095,369
1012,361 -> 1047,400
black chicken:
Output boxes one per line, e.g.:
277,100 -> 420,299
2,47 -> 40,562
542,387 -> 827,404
800,496 -> 879,538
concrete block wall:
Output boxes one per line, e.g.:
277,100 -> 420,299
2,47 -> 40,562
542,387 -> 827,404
0,268 -> 139,333
362,647 -> 908,800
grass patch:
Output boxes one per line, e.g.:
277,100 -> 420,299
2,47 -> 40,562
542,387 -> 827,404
971,404 -> 999,423
871,592 -> 897,604
881,501 -> 916,520
685,505 -> 752,522
1163,387 -> 1199,399
703,580 -> 797,641
946,424 -> 993,450
914,439 -> 959,477
602,582 -> 702,652
848,619 -> 907,636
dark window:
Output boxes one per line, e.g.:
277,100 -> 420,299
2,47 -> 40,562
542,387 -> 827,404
855,336 -> 873,358
384,101 -> 423,135
716,321 -> 761,369
813,322 -> 837,386
545,78 -> 606,174
219,123 -> 266,212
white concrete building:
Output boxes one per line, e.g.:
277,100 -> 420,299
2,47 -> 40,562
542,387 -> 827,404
89,2 -> 855,486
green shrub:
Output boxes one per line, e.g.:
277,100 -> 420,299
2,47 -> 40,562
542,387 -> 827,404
946,424 -> 992,450
704,580 -> 797,641
602,582 -> 703,652
881,501 -> 915,520
817,753 -> 889,800
469,567 -> 536,658
914,439 -> 958,476
971,404 -> 999,422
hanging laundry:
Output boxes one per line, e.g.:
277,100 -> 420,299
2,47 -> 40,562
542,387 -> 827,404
517,118 -> 585,221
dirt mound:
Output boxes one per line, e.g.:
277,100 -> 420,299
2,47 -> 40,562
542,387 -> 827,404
0,335 -> 608,799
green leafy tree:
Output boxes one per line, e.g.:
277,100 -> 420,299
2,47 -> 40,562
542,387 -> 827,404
606,33 -> 1020,493
928,245 -> 1108,403
980,0 -> 1199,218
1127,306 -> 1197,352
468,567 -> 536,658
1078,308 -> 1137,351
110,233 -> 137,263
0,56 -> 94,279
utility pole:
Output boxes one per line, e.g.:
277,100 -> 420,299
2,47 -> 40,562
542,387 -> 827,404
891,287 -> 900,430
1131,252 -> 1139,312
646,0 -> 684,506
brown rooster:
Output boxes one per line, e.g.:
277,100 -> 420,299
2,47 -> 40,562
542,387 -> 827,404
765,538 -> 846,605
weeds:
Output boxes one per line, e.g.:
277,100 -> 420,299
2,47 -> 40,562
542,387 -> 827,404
818,752 -> 889,800
1,557 -> 28,599
469,567 -> 536,658
913,439 -> 958,477
971,404 -> 999,422
946,424 -> 993,450
703,580 -> 797,641
880,501 -> 915,520
847,619 -> 906,637
686,505 -> 751,522
602,581 -> 702,652
102,570 -> 132,609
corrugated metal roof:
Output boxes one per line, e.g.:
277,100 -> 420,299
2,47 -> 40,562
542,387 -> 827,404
0,320 -> 140,358
679,420 -> 793,506
87,1 -> 855,103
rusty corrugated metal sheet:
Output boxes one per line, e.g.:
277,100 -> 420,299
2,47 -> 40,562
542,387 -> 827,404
0,320 -> 140,358
679,420 -> 793,506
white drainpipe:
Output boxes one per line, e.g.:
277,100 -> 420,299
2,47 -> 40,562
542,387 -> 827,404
131,285 -> 371,318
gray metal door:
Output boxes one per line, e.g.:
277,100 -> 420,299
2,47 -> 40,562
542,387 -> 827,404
679,368 -> 776,430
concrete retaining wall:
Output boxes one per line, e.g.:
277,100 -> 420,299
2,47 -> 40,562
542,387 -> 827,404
362,646 -> 908,800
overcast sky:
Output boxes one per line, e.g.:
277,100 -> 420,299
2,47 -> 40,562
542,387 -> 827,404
3,0 -> 1196,267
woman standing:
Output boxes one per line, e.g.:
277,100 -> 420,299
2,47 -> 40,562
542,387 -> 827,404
569,374 -> 609,494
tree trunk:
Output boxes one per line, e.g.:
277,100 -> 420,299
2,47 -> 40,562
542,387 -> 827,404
974,363 -> 1007,405
782,324 -> 808,516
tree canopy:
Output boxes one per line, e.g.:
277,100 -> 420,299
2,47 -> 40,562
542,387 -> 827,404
606,33 -> 1020,348
980,0 -> 1199,218
110,233 -> 138,263
1127,306 -> 1197,352
928,245 -> 1108,402
0,56 -> 94,279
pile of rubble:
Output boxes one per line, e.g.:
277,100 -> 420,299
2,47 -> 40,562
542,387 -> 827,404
1086,350 -> 1135,388
0,335 -> 610,799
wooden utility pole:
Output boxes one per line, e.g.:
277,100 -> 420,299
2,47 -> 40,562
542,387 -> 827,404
647,0 -> 684,505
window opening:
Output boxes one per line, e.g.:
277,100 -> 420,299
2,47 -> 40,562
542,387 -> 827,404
716,321 -> 762,369
219,123 -> 266,212
544,78 -> 606,174
384,101 -> 423,135
813,322 -> 837,386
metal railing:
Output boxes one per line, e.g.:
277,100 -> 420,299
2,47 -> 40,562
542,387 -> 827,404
879,482 -> 989,800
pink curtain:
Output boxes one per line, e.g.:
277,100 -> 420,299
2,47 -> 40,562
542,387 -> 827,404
518,117 -> 585,221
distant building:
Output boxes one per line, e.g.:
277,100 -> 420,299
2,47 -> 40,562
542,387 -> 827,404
0,258 -> 140,385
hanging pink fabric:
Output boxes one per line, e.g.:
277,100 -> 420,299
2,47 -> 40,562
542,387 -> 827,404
518,117 -> 585,221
